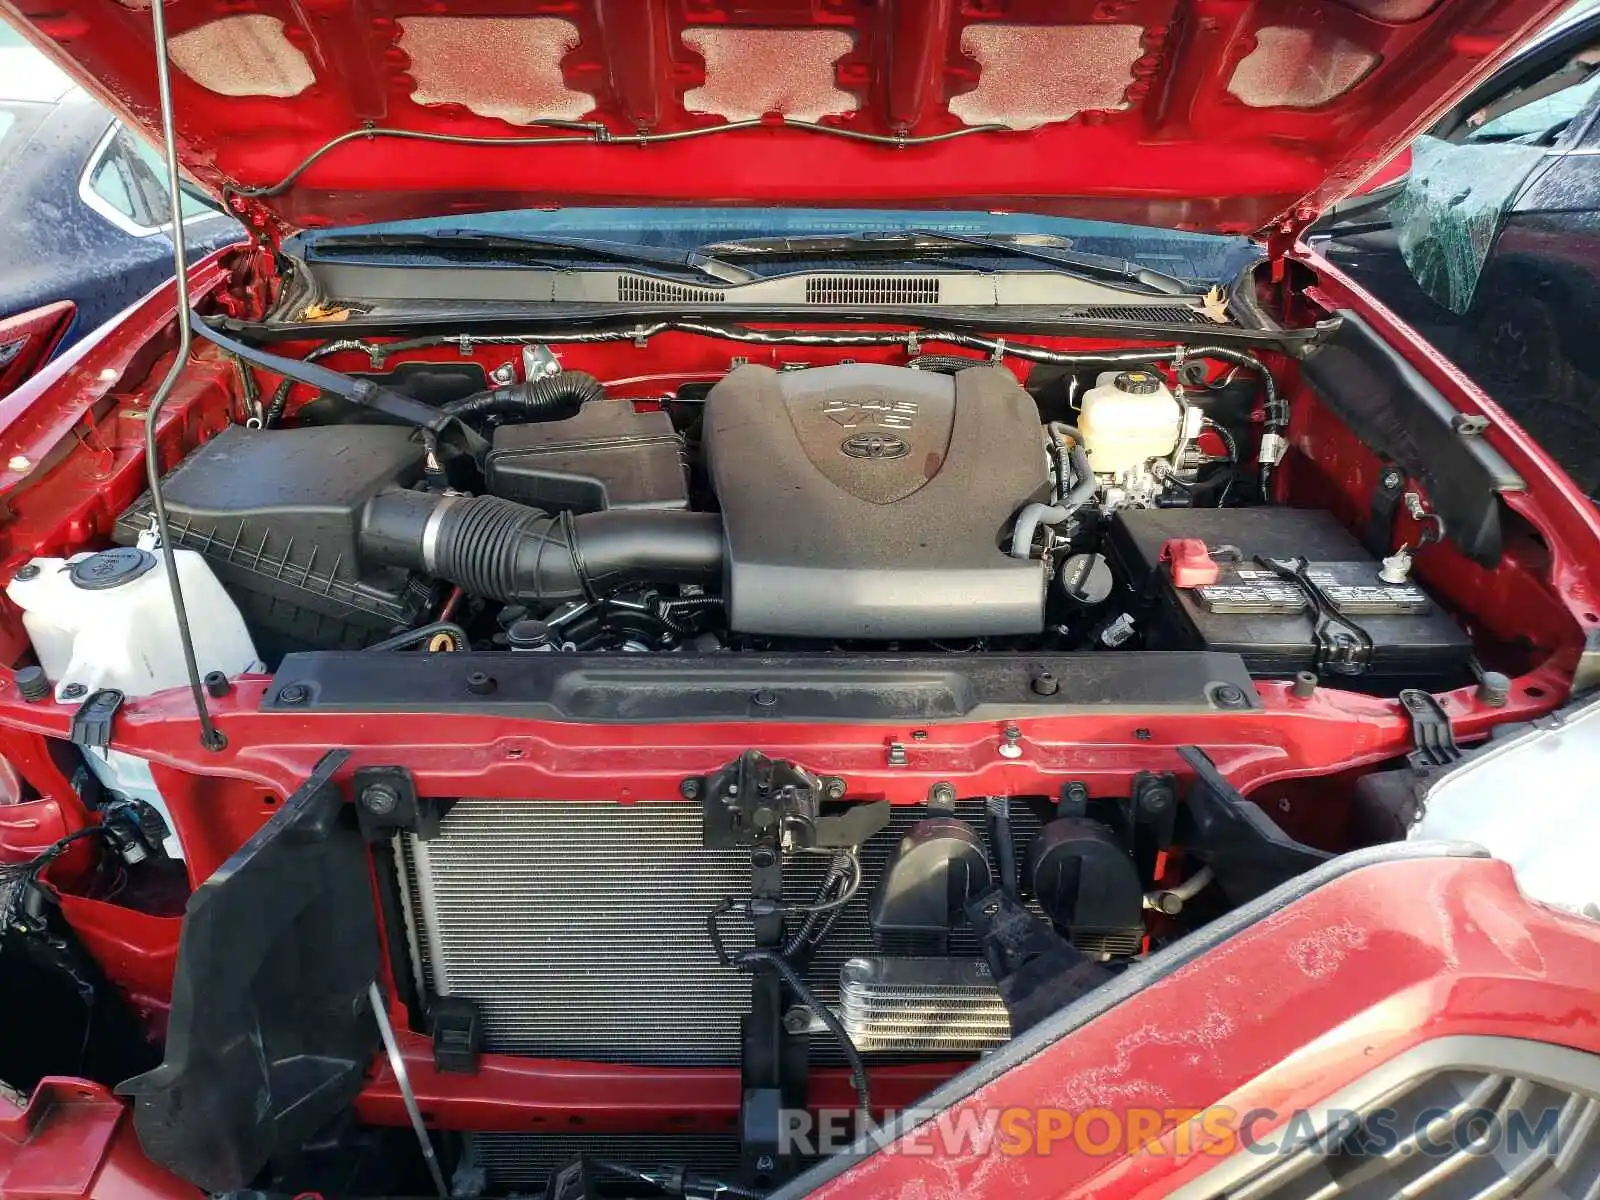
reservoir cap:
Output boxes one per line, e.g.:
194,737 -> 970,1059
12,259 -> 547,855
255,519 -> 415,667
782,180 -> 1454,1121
69,547 -> 156,591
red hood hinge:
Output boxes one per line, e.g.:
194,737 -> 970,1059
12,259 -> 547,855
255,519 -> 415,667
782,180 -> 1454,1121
227,191 -> 285,255
1265,204 -> 1320,280
207,192 -> 287,321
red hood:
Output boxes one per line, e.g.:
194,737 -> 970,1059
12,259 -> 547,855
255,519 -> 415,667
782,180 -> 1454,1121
1,0 -> 1568,238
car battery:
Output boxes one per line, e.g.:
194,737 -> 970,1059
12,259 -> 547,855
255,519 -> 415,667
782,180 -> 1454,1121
1106,507 -> 1474,687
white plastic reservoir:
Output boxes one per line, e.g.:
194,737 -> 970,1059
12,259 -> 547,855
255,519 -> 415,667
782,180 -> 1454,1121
1077,369 -> 1182,476
7,547 -> 258,857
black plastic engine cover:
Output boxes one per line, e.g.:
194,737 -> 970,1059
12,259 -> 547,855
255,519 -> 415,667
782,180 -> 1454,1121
704,363 -> 1050,638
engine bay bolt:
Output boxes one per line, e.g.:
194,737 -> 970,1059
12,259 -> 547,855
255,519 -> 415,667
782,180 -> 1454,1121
14,666 -> 50,703
998,724 -> 1023,759
1139,784 -> 1174,817
61,682 -> 87,700
679,778 -> 702,800
752,688 -> 777,707
824,778 -> 846,801
927,781 -> 957,810
1030,667 -> 1059,696
204,671 -> 230,698
783,1006 -> 813,1035
466,671 -> 496,695
360,783 -> 400,816
886,742 -> 908,767
11,563 -> 39,582
1059,781 -> 1090,817
1380,467 -> 1404,491
277,683 -> 309,705
1477,671 -> 1511,708
1291,671 -> 1318,700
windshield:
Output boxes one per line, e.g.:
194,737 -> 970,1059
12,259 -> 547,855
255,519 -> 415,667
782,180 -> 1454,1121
291,208 -> 1256,284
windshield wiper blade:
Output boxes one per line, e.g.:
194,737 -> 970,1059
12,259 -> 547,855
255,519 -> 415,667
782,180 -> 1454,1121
699,230 -> 1198,295
305,231 -> 754,283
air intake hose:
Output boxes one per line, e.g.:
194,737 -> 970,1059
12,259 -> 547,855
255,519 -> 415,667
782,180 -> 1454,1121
440,370 -> 606,425
360,489 -> 724,605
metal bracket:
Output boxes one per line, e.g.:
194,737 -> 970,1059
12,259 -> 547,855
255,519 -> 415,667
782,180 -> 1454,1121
353,766 -> 445,842
1254,554 -> 1374,676
1364,463 -> 1407,559
69,689 -> 124,749
697,750 -> 883,851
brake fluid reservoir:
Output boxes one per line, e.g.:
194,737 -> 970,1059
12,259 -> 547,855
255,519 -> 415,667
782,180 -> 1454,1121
6,548 -> 258,858
1077,369 -> 1182,476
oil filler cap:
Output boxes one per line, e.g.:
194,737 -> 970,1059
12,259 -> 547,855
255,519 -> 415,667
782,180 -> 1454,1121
69,547 -> 156,591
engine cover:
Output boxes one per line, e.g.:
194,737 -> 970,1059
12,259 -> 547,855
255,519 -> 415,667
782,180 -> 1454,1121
704,363 -> 1049,638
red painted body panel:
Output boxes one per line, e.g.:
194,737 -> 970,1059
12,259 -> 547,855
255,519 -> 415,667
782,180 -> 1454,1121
0,1081 -> 197,1200
0,0 -> 1573,235
810,854 -> 1600,1199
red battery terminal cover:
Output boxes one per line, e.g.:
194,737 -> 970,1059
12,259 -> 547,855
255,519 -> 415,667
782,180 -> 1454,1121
1160,538 -> 1221,588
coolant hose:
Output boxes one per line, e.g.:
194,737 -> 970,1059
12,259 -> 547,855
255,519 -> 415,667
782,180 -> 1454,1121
440,369 -> 606,425
1010,426 -> 1095,559
360,489 -> 723,604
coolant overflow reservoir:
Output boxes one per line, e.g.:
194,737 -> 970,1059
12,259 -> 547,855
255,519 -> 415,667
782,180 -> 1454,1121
6,548 -> 258,861
7,547 -> 258,703
1077,369 -> 1182,476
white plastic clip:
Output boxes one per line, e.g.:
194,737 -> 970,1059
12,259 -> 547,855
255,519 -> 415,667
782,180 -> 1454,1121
991,337 -> 1006,362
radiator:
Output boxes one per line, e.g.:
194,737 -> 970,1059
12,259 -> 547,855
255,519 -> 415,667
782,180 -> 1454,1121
466,1131 -> 741,1189
394,798 -> 1036,1067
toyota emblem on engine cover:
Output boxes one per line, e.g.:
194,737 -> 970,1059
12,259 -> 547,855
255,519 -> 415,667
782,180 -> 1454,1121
841,433 -> 910,460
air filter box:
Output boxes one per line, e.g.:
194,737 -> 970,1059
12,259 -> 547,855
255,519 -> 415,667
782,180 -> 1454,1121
1107,507 -> 1473,688
485,402 -> 688,513
114,425 -> 435,658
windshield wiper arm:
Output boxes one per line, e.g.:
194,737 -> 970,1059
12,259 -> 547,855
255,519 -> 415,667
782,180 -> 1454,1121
699,230 -> 1198,295
305,231 -> 754,283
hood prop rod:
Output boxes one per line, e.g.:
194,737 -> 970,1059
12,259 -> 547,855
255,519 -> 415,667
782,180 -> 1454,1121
142,0 -> 225,752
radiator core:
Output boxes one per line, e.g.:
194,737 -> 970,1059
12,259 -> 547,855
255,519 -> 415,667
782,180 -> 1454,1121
394,798 -> 1034,1067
